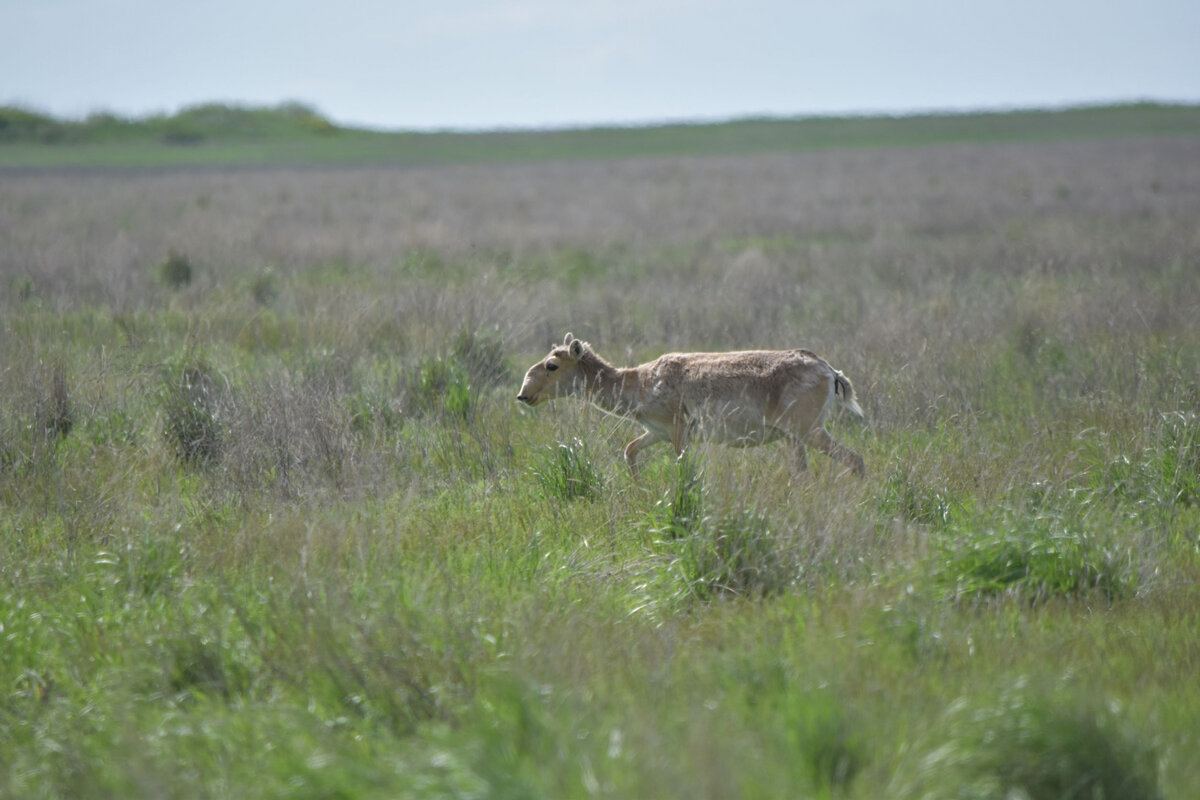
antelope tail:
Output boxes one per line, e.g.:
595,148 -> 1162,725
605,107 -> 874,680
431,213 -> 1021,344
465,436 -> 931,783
833,371 -> 864,418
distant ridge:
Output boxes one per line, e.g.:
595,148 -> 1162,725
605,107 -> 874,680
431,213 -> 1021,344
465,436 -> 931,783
2,101 -> 1197,170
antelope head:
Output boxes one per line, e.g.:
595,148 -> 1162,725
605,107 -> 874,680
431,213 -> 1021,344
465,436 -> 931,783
516,332 -> 588,407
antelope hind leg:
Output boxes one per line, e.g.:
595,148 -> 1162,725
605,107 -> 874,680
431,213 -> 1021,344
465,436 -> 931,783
624,431 -> 658,478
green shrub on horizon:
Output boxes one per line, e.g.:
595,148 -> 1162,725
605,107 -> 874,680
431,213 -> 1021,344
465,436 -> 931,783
0,105 -> 68,142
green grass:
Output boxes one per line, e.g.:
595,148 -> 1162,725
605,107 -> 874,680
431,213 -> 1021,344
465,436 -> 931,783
2,101 -> 1198,169
531,436 -> 604,501
2,122 -> 1200,797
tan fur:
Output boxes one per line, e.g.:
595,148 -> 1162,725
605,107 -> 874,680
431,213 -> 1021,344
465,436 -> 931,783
517,333 -> 865,478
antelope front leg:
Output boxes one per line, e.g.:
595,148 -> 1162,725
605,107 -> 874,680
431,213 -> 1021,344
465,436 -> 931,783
805,428 -> 866,477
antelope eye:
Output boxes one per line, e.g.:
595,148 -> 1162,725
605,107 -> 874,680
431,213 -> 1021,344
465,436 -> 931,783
546,362 -> 558,372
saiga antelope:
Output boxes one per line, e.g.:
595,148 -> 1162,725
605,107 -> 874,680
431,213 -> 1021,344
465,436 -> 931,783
517,333 -> 865,478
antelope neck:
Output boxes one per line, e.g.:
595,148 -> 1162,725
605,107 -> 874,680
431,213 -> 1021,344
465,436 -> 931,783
577,353 -> 638,414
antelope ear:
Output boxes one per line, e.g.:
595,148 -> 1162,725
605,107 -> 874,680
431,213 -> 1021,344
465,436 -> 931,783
563,332 -> 575,347
569,338 -> 585,359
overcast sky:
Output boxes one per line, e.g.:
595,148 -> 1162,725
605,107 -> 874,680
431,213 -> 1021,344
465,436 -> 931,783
3,0 -> 1198,130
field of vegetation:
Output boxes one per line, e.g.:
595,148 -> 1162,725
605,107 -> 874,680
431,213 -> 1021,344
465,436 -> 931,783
2,107 -> 1199,798
3,100 -> 1200,168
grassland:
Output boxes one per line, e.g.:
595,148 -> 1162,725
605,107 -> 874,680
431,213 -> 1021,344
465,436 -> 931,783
2,101 -> 1199,168
2,108 -> 1200,798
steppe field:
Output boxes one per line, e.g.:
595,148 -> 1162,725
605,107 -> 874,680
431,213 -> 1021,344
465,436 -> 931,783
2,110 -> 1200,798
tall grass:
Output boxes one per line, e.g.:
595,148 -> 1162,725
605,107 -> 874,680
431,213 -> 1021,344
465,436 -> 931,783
2,130 -> 1199,797
531,436 -> 604,501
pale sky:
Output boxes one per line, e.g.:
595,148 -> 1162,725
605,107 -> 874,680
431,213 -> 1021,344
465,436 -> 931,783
3,0 -> 1198,130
